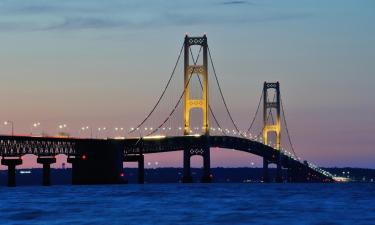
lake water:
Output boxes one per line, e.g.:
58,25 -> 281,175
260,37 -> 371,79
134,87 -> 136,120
0,183 -> 374,225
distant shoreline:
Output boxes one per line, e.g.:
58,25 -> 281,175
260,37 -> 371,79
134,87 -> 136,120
1,167 -> 374,185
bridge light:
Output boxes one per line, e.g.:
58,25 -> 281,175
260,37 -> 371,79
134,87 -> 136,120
144,135 -> 166,139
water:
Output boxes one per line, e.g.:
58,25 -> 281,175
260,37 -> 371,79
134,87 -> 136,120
0,183 -> 374,225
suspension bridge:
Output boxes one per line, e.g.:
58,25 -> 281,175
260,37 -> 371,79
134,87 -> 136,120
0,35 -> 335,186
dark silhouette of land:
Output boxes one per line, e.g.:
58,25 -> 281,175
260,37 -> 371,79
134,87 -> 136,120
0,167 -> 374,186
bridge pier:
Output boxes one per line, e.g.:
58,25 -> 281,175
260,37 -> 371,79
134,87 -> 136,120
37,157 -> 56,186
183,146 -> 211,183
262,158 -> 269,183
67,140 -> 124,185
276,162 -> 283,183
201,147 -> 212,183
182,149 -> 193,183
123,154 -> 144,184
1,157 -> 22,187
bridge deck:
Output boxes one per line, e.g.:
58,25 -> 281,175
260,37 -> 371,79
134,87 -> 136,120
0,135 -> 334,181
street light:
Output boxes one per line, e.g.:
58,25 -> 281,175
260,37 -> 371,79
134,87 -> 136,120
97,127 -> 107,139
4,121 -> 14,136
58,124 -> 68,137
80,126 -> 92,138
31,122 -> 41,136
58,124 -> 67,129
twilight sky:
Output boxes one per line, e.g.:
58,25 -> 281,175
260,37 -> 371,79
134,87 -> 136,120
0,0 -> 374,169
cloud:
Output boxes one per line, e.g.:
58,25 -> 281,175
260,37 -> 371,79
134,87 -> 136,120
0,0 -> 312,32
43,17 -> 128,30
221,1 -> 251,5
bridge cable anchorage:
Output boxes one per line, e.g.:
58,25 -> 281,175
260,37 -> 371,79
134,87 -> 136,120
280,95 -> 300,160
145,46 -> 203,137
247,87 -> 264,133
208,46 -> 244,138
189,48 -> 225,136
129,43 -> 185,134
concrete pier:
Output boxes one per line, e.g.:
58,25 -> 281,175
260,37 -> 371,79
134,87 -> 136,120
123,154 -> 144,184
1,158 -> 22,187
37,157 -> 56,186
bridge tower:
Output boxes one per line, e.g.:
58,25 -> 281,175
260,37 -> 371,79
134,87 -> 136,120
262,82 -> 283,183
182,34 -> 211,183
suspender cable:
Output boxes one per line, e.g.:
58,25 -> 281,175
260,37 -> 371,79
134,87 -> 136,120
208,46 -> 244,137
189,48 -> 225,135
145,47 -> 203,137
280,95 -> 299,160
129,43 -> 184,134
247,87 -> 264,133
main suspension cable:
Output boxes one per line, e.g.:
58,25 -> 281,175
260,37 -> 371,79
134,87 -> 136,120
129,43 -> 184,134
247,87 -> 264,133
189,48 -> 225,135
145,46 -> 203,137
208,46 -> 244,137
280,95 -> 299,160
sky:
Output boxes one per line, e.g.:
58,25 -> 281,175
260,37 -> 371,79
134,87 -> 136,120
0,0 -> 374,169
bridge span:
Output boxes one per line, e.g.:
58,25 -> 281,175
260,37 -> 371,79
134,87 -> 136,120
0,134 -> 334,186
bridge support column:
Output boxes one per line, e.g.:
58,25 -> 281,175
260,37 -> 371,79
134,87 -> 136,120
262,158 -> 269,183
276,162 -> 283,183
123,154 -> 144,184
1,158 -> 22,187
67,156 -> 81,184
276,153 -> 283,183
182,149 -> 193,183
37,157 -> 56,186
138,155 -> 144,184
201,147 -> 212,183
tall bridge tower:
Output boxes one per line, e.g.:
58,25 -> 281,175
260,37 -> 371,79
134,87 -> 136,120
182,34 -> 211,183
183,34 -> 209,135
262,82 -> 282,182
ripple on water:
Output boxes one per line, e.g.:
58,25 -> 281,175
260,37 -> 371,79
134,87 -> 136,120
0,183 -> 374,225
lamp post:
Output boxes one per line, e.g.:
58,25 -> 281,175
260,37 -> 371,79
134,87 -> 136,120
31,122 -> 41,136
4,121 -> 14,136
97,127 -> 107,139
58,124 -> 68,136
80,126 -> 92,138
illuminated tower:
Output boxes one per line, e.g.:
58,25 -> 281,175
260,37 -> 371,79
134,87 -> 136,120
182,34 -> 211,183
262,82 -> 281,149
183,34 -> 209,135
262,81 -> 282,182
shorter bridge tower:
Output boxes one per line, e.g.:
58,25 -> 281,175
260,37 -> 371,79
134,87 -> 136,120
262,82 -> 283,182
182,34 -> 211,183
